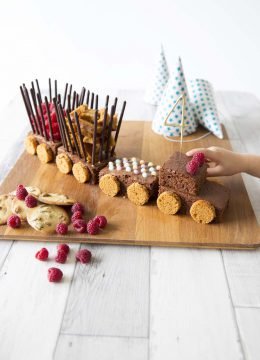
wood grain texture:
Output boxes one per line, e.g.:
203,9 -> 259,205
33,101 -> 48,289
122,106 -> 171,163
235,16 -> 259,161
0,121 -> 258,249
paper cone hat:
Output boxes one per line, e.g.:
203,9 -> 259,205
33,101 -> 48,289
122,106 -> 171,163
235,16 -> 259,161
188,79 -> 223,139
144,45 -> 169,105
152,57 -> 197,137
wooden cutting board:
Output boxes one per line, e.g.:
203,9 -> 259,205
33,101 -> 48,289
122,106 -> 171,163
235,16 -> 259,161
0,121 -> 259,249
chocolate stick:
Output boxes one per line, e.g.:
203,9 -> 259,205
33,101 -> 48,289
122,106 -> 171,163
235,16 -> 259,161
23,85 -> 39,134
58,104 -> 74,153
53,98 -> 68,150
98,95 -> 109,161
29,87 -> 42,136
113,97 -> 118,112
105,105 -> 115,160
79,87 -> 86,105
90,92 -> 94,109
111,100 -> 126,156
86,90 -> 90,106
63,83 -> 68,108
37,93 -> 48,140
20,86 -> 36,133
49,78 -> 52,102
44,96 -> 54,142
76,93 -> 79,107
66,110 -> 81,157
72,91 -> 76,110
55,79 -> 57,99
57,94 -> 61,104
91,95 -> 99,165
75,111 -> 86,160
57,105 -> 69,151
67,94 -> 71,112
35,79 -> 42,103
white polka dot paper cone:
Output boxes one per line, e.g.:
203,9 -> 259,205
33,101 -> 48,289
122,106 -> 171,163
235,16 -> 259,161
188,79 -> 223,139
152,57 -> 197,137
144,45 -> 169,106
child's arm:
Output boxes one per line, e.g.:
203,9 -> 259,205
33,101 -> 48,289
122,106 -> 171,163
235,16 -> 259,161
186,147 -> 260,178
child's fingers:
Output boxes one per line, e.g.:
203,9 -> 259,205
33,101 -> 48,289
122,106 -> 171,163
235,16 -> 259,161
186,148 -> 205,156
186,148 -> 221,162
207,165 -> 223,177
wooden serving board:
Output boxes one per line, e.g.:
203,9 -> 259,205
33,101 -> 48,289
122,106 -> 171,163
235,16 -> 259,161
0,121 -> 259,249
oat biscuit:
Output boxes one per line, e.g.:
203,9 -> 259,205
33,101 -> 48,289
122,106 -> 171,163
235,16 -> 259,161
36,143 -> 53,163
38,193 -> 75,206
9,186 -> 41,199
11,198 -> 29,221
0,195 -> 13,225
157,191 -> 181,215
25,135 -> 38,155
56,153 -> 72,174
27,204 -> 69,233
99,174 -> 120,197
127,182 -> 149,206
72,162 -> 90,183
190,200 -> 216,224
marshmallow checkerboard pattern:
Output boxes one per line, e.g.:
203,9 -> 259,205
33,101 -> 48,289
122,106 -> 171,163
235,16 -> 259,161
144,46 -> 169,106
152,57 -> 197,137
189,79 -> 223,139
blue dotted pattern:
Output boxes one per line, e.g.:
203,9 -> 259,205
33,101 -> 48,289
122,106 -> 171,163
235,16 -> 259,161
189,79 -> 223,139
153,57 -> 197,137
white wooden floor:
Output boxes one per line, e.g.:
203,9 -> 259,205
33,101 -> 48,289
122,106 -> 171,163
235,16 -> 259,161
0,90 -> 260,360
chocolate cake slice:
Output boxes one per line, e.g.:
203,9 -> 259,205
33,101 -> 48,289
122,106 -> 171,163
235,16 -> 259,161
159,151 -> 207,195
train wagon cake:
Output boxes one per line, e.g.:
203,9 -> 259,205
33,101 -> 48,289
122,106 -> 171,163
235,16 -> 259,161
157,152 -> 230,224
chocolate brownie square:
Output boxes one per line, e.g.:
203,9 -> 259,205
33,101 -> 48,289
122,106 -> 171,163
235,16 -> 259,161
159,152 -> 207,195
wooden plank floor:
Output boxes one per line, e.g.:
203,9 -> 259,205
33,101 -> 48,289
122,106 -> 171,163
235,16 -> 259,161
0,89 -> 259,360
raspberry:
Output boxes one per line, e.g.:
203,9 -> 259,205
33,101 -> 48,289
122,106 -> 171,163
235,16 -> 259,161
93,215 -> 107,229
56,223 -> 68,235
25,194 -> 37,208
71,211 -> 83,223
73,219 -> 87,233
87,219 -> 99,235
57,243 -> 70,255
35,247 -> 49,261
71,202 -> 84,214
55,250 -> 67,264
192,152 -> 205,167
76,249 -> 92,264
16,185 -> 28,200
186,160 -> 199,176
7,214 -> 21,228
48,267 -> 63,282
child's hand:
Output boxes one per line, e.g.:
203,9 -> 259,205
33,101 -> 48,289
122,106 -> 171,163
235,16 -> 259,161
186,147 -> 244,177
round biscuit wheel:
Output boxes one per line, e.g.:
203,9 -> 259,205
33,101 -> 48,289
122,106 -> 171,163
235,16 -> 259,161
72,162 -> 90,183
56,153 -> 72,174
190,200 -> 216,224
157,191 -> 181,215
99,174 -> 120,197
127,182 -> 149,206
36,143 -> 53,163
25,135 -> 38,155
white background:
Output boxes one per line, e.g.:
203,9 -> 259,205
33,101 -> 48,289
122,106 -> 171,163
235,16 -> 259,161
1,0 -> 260,110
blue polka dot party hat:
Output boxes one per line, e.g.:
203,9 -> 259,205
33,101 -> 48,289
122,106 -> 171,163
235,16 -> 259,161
188,79 -> 223,139
144,45 -> 169,105
152,57 -> 197,137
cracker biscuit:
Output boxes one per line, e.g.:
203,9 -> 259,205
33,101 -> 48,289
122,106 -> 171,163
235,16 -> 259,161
0,195 -> 13,225
27,204 -> 69,233
36,143 -> 53,163
190,200 -> 216,224
11,198 -> 28,221
38,193 -> 75,206
25,135 -> 38,155
56,153 -> 72,174
99,174 -> 120,197
9,186 -> 41,199
127,182 -> 149,206
72,162 -> 90,183
157,191 -> 181,215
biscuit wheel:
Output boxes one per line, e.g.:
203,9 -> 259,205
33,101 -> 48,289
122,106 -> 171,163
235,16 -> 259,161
25,135 -> 38,155
36,143 -> 53,163
56,153 -> 72,174
157,191 -> 181,215
99,174 -> 120,197
127,182 -> 149,206
72,162 -> 90,183
190,200 -> 216,224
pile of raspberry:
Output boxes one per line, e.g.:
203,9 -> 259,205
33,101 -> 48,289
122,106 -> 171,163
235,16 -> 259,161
35,244 -> 92,282
7,184 -> 38,229
36,102 -> 63,142
186,152 -> 205,176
